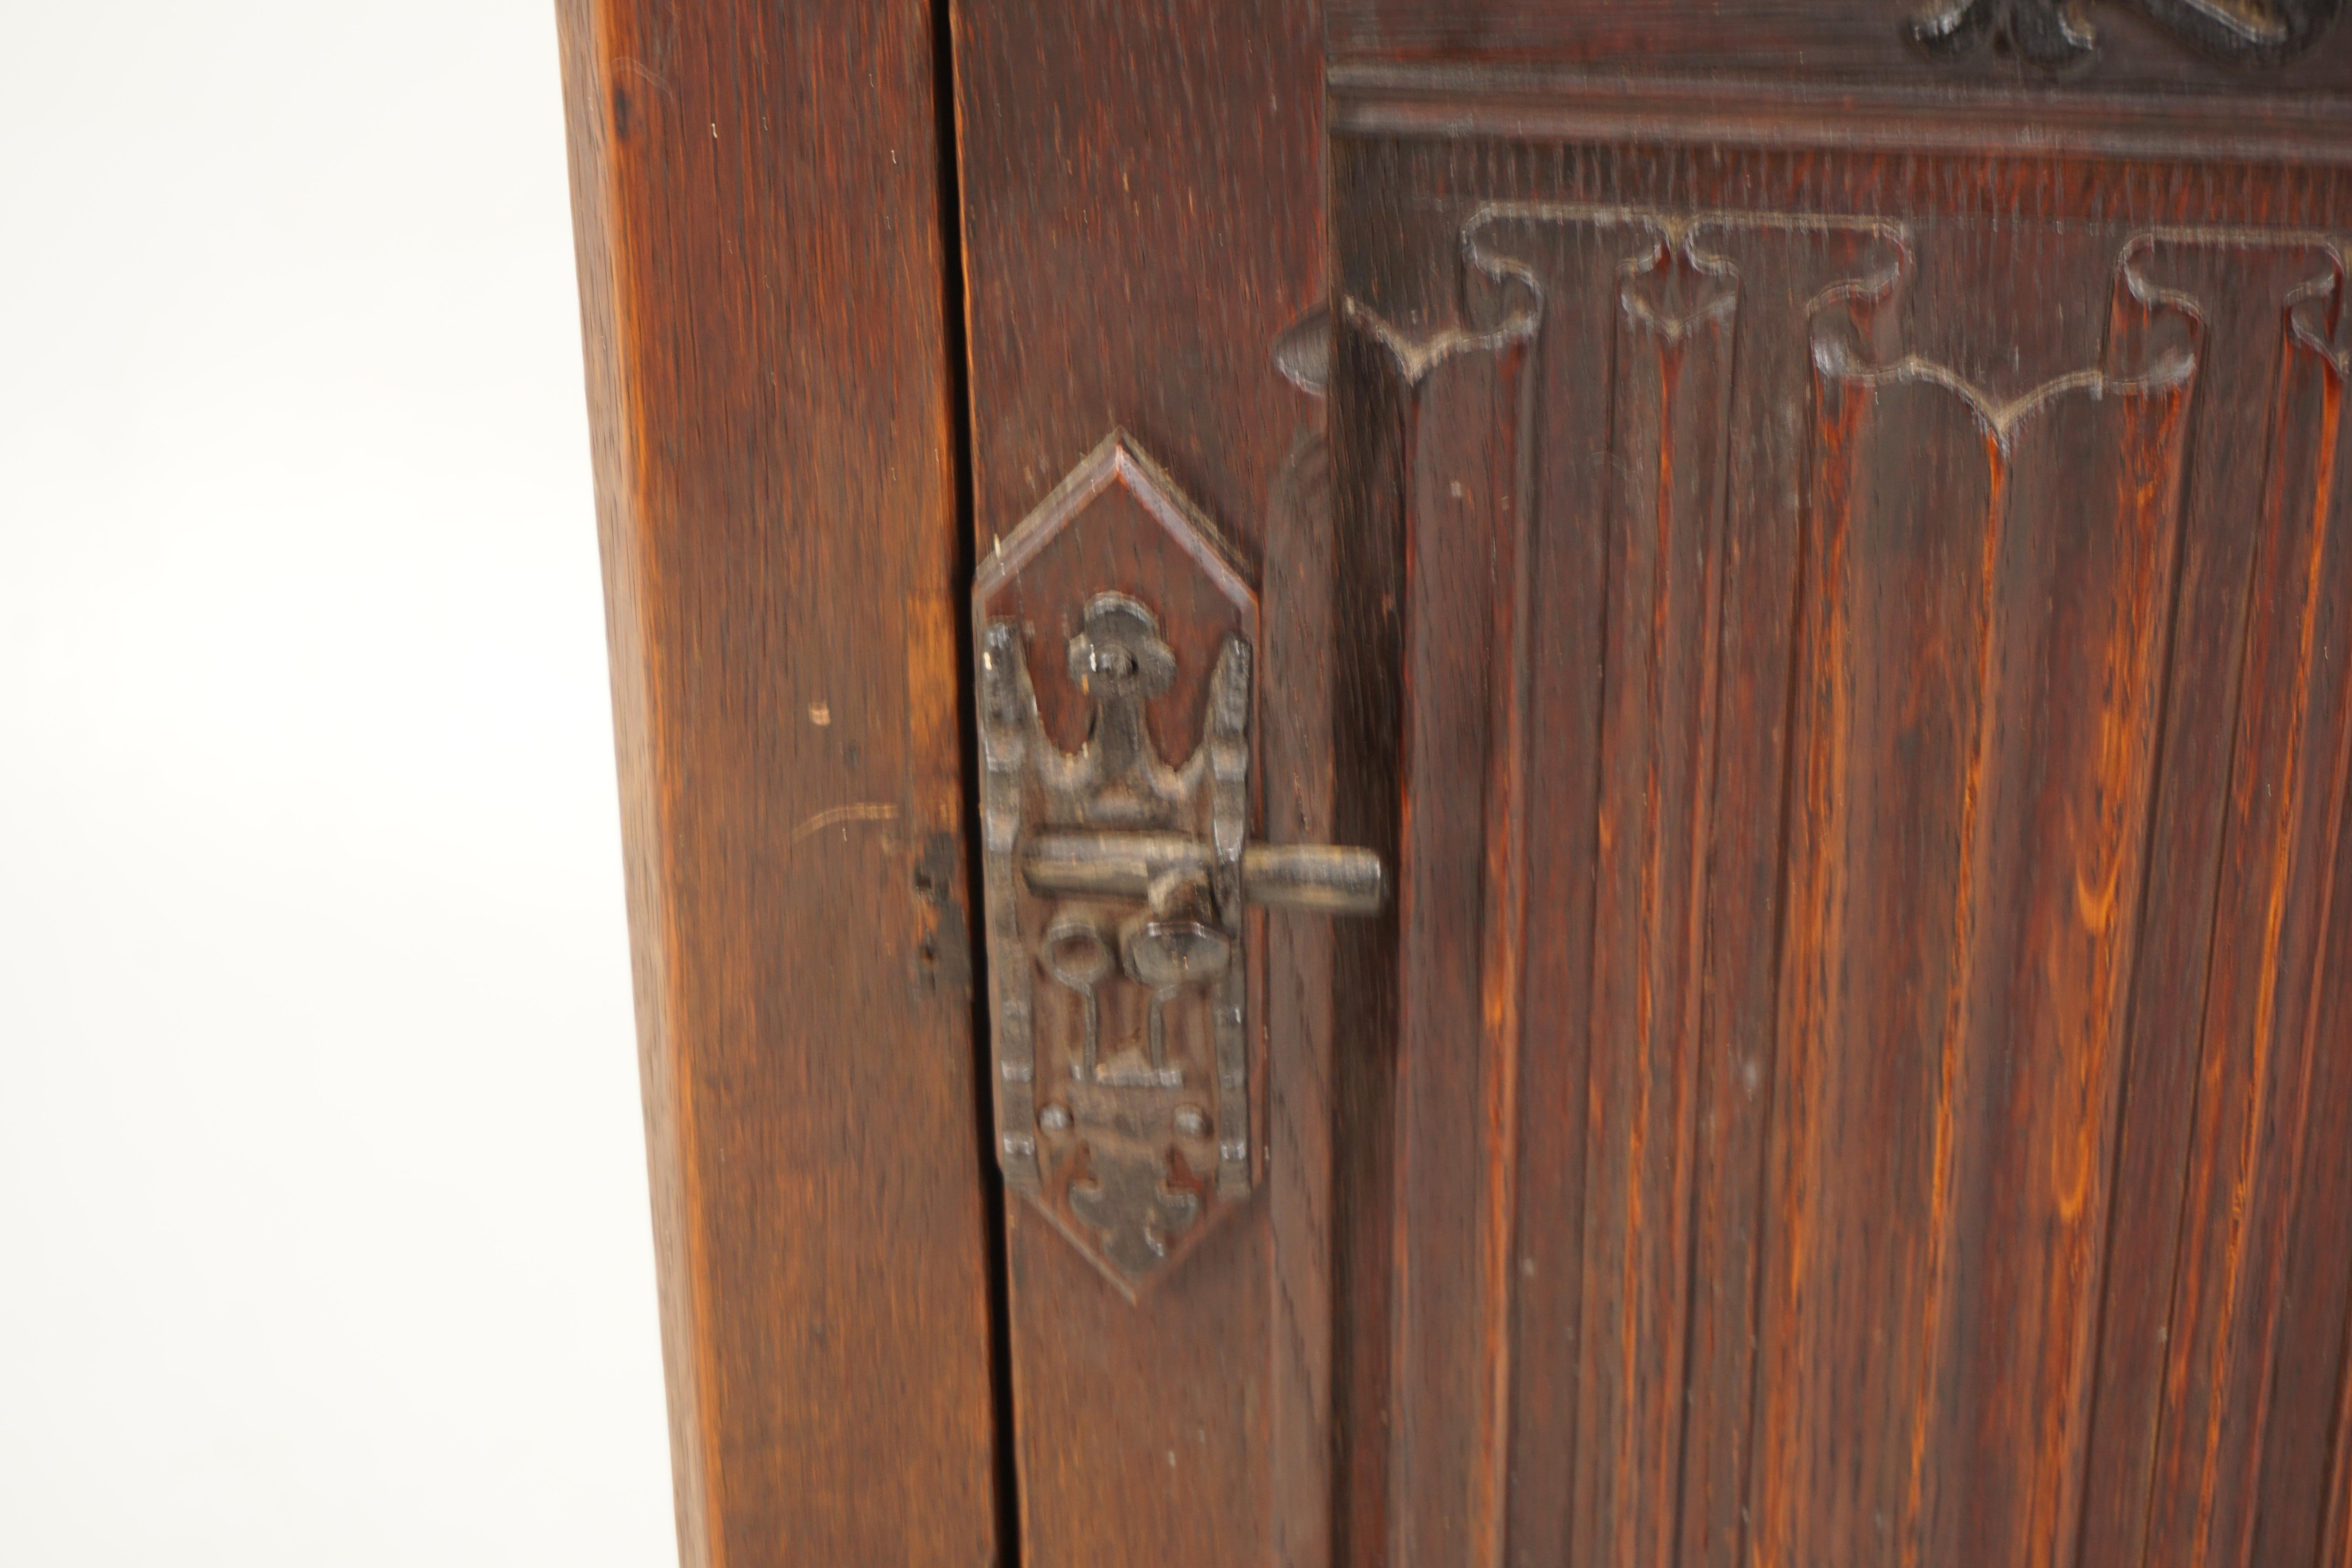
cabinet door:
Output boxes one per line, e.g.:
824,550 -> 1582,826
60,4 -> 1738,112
954,6 -> 2352,1568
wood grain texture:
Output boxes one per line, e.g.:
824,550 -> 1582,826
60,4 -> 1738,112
1338,277 -> 1538,1568
1263,419 -> 1341,1568
949,0 -> 1330,1564
557,3 -> 998,1564
1328,109 -> 2352,1568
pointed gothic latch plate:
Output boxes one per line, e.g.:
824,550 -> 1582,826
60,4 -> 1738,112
975,432 -> 1384,1298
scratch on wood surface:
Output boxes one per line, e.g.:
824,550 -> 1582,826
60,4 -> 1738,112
790,802 -> 898,844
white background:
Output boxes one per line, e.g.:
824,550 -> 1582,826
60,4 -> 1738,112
0,3 -> 676,1563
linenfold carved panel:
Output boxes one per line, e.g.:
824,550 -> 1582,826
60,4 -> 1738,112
1331,175 -> 2352,1568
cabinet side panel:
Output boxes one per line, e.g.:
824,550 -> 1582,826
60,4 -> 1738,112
557,3 -> 1000,1564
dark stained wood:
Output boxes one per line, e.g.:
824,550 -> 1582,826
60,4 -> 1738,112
951,0 -> 1326,552
1333,291 -> 1538,1568
1325,93 -> 2352,1568
2261,799 -> 2352,1568
1261,421 -> 1344,1568
2132,257 -> 2352,1568
1325,63 -> 2352,169
555,3 -> 999,1565
949,1 -> 1332,1564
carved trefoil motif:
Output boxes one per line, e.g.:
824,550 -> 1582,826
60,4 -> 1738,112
975,432 -> 1382,1296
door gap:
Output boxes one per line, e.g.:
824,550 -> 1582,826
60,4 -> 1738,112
929,3 -> 1022,1563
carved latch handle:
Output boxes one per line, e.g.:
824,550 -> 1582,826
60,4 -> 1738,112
973,433 -> 1384,1296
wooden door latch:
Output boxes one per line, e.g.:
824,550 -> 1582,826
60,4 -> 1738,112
974,432 -> 1383,1297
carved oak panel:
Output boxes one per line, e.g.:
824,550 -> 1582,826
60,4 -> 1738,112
1327,123 -> 2352,1568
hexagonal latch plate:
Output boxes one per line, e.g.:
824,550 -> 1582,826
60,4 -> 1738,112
973,431 -> 1382,1298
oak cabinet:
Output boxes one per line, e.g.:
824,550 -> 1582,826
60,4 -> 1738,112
559,4 -> 2352,1565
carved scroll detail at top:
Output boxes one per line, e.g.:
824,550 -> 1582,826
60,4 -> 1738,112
2287,256 -> 2352,370
1339,206 -> 2352,469
1347,207 -> 1912,395
1909,0 -> 2341,68
1805,230 -> 2207,445
1351,206 -> 2307,454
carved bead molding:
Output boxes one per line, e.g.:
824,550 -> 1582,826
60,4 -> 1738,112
1910,0 -> 2340,66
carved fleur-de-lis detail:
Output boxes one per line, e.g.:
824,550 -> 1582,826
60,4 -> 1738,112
1069,1151 -> 1201,1283
1910,0 -> 2338,67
